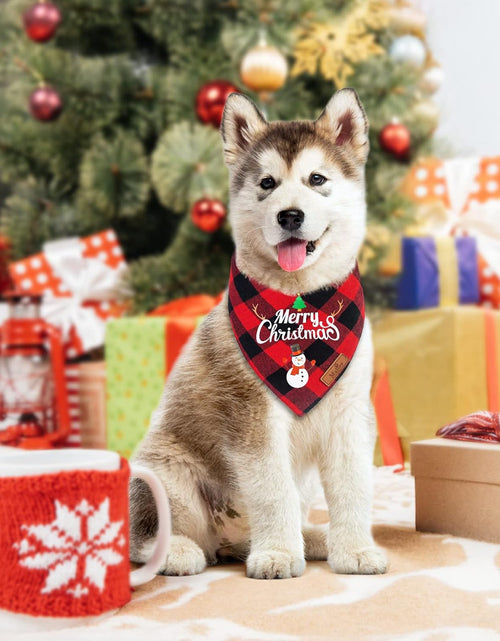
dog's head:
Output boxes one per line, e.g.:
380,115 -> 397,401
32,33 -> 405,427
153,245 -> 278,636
220,89 -> 369,292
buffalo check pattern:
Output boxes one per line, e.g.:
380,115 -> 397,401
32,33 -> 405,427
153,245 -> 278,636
228,255 -> 365,416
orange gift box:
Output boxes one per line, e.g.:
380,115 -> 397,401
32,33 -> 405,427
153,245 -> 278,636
9,230 -> 129,358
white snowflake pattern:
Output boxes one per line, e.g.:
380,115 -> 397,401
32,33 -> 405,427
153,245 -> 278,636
14,498 -> 126,597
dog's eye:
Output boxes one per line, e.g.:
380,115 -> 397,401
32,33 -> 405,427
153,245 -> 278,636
309,173 -> 327,186
260,177 -> 276,190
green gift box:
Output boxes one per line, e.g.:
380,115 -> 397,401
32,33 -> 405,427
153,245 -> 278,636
105,294 -> 221,457
106,317 -> 167,458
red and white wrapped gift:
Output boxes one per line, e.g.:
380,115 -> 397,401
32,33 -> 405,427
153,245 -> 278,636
405,156 -> 500,308
9,230 -> 129,359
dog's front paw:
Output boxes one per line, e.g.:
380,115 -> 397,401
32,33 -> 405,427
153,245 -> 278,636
328,546 -> 387,575
246,550 -> 305,579
159,534 -> 207,576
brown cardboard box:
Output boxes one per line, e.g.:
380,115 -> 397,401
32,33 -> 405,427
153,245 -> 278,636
411,438 -> 500,543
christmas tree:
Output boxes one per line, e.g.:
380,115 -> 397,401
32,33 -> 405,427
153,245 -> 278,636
0,0 -> 440,312
292,295 -> 306,311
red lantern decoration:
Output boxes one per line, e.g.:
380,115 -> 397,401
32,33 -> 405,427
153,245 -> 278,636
379,121 -> 411,159
23,1 -> 62,43
191,198 -> 226,233
195,80 -> 239,128
0,293 -> 71,449
29,85 -> 63,122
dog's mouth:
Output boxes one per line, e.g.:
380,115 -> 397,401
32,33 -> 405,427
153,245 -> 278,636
276,229 -> 328,272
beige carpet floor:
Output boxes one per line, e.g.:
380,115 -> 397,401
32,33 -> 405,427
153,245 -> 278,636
4,467 -> 500,641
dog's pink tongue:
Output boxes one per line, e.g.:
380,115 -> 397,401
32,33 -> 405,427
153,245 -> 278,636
277,238 -> 308,272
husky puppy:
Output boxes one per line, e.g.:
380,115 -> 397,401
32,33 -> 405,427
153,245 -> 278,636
129,89 -> 388,579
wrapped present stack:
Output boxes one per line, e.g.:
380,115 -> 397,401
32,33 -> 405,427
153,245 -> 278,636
404,156 -> 500,308
0,230 -> 128,450
372,156 -> 500,466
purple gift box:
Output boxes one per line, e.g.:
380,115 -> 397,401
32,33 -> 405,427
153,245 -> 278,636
396,236 -> 479,310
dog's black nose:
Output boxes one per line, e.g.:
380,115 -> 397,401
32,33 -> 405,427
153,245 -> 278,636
277,209 -> 304,231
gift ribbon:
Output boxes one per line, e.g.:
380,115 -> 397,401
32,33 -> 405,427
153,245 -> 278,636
434,236 -> 459,306
41,237 -> 126,353
372,357 -> 404,469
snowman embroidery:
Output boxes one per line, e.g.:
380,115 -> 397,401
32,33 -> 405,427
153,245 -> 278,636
286,344 -> 316,389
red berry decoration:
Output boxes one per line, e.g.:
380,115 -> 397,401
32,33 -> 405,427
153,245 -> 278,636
379,121 -> 411,159
195,80 -> 239,128
29,85 -> 63,122
23,1 -> 62,43
191,198 -> 226,233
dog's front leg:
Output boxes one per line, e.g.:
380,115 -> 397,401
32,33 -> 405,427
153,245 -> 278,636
319,403 -> 387,575
235,422 -> 305,579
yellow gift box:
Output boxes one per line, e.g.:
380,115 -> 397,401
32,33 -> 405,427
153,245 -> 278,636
372,307 -> 500,463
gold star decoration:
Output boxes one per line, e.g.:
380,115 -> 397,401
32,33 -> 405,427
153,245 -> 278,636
291,0 -> 390,88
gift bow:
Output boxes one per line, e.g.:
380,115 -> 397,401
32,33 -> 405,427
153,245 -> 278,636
41,237 -> 126,353
414,158 -> 500,278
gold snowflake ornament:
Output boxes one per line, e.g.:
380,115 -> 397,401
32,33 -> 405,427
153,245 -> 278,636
292,0 -> 390,88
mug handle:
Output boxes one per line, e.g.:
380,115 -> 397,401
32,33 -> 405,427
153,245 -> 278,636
128,463 -> 171,587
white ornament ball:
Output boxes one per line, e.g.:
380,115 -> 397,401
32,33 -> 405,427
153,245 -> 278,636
420,66 -> 444,93
240,42 -> 288,92
390,35 -> 427,68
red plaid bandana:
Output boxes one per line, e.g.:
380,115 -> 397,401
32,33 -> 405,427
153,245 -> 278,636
228,255 -> 365,416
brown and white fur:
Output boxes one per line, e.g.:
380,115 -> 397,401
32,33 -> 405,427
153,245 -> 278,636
129,89 -> 388,579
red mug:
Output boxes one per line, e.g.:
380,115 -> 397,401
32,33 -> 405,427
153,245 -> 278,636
0,449 -> 170,630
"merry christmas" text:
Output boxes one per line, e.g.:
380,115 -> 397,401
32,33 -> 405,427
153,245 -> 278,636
255,309 -> 340,344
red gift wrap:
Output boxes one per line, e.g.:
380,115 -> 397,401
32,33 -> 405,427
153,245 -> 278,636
9,230 -> 128,358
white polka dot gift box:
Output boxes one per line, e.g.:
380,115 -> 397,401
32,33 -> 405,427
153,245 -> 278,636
405,156 -> 500,309
8,230 -> 129,359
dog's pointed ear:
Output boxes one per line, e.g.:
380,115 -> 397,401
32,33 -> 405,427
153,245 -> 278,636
220,93 -> 268,166
316,88 -> 369,163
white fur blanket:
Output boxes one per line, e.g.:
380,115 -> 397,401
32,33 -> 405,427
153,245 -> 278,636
5,467 -> 500,641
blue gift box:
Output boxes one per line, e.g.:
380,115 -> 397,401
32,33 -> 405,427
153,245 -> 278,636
396,236 -> 479,310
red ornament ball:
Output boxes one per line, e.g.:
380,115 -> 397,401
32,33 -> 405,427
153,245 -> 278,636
191,198 -> 226,233
29,86 -> 63,122
23,1 -> 62,43
195,80 -> 239,128
379,122 -> 411,159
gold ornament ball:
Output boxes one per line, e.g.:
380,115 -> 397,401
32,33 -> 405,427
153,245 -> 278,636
390,6 -> 427,33
240,43 -> 288,92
